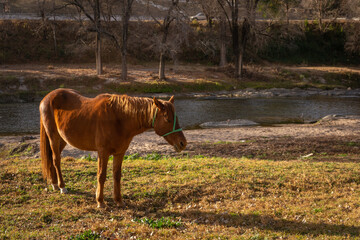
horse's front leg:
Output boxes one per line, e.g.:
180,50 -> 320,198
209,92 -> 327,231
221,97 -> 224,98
113,152 -> 125,208
96,152 -> 109,208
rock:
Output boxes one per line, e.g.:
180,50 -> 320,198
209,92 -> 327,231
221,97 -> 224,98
200,119 -> 258,128
319,77 -> 327,84
317,114 -> 344,123
20,136 -> 37,142
18,85 -> 28,91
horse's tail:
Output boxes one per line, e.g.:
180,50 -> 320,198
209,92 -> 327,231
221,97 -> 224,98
40,117 -> 53,182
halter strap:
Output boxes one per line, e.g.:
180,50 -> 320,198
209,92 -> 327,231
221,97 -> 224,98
152,108 -> 183,137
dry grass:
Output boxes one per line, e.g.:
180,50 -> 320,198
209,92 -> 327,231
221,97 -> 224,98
1,153 -> 359,239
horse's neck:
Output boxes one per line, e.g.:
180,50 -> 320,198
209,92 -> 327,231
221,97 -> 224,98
137,100 -> 155,129
114,96 -> 155,131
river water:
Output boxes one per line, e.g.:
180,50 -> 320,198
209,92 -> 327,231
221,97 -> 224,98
0,96 -> 359,135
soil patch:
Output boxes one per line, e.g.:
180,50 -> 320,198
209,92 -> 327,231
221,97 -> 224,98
186,136 -> 360,162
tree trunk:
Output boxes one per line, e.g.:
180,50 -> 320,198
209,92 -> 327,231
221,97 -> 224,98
95,0 -> 102,75
121,20 -> 128,80
239,18 -> 250,79
318,0 -> 323,31
159,52 -> 166,80
96,32 -> 102,75
121,0 -> 132,81
50,23 -> 57,57
286,2 -> 289,26
121,52 -> 127,80
239,40 -> 246,79
51,0 -> 57,57
219,16 -> 227,67
158,23 -> 169,80
207,16 -> 213,28
231,1 -> 240,78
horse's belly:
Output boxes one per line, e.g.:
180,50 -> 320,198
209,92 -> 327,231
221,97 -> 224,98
57,126 -> 97,151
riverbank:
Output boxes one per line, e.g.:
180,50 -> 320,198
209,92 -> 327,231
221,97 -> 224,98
1,115 -> 359,162
1,63 -> 360,103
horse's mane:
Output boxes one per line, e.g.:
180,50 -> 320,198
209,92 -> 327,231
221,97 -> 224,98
107,94 -> 156,127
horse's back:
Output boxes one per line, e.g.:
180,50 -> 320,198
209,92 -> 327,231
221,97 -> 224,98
40,88 -> 85,110
40,89 -> 117,151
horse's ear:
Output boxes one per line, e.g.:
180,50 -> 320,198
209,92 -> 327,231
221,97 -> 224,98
169,96 -> 175,104
153,97 -> 164,110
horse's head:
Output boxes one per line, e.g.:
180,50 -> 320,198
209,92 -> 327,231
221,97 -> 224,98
152,96 -> 187,152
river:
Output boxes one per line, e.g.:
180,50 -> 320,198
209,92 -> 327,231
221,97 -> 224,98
0,96 -> 359,135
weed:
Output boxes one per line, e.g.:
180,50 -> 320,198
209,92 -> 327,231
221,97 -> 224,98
81,154 -> 97,162
133,216 -> 182,229
40,212 -> 52,224
124,153 -> 140,160
69,230 -> 100,240
347,142 -> 358,147
313,208 -> 323,213
143,152 -> 163,160
214,141 -> 233,145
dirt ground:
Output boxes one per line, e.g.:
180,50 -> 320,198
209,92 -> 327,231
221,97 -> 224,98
1,63 -> 360,88
1,115 -> 359,162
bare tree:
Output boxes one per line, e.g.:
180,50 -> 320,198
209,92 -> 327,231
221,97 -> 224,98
194,0 -> 228,66
119,0 -> 135,80
246,0 -> 260,25
148,0 -> 189,80
193,0 -> 218,27
65,0 -> 133,78
65,0 -> 104,74
257,0 -> 300,25
36,0 -> 60,55
310,0 -> 347,31
219,14 -> 228,66
344,0 -> 360,55
217,0 -> 250,79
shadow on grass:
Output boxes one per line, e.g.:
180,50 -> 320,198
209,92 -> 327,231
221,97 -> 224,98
121,184 -> 359,237
161,210 -> 360,237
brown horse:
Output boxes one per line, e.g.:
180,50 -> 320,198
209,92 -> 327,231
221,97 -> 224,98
39,88 -> 187,208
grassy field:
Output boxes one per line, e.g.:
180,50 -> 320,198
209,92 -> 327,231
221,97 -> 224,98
1,153 -> 359,239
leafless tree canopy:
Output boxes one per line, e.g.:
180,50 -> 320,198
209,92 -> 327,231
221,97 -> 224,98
1,0 -> 359,77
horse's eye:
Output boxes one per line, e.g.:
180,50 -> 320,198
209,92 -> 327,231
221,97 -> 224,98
163,112 -> 170,122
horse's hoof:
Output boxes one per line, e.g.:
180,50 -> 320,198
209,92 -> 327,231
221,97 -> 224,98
97,202 -> 106,208
52,184 -> 60,191
115,200 -> 126,208
60,188 -> 68,194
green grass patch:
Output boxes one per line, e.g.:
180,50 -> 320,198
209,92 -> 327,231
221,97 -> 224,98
133,216 -> 183,229
69,230 -> 101,240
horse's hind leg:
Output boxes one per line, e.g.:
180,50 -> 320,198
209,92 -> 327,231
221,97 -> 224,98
40,101 -> 67,193
96,151 -> 110,208
49,135 -> 68,193
113,152 -> 125,208
50,139 -> 67,191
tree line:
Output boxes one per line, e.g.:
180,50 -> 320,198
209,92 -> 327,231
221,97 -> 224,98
8,0 -> 360,81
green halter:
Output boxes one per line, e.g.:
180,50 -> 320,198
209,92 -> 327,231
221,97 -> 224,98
152,108 -> 183,137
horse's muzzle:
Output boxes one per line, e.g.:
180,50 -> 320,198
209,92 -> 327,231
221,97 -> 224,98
174,140 -> 187,152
